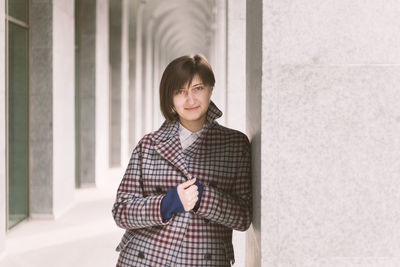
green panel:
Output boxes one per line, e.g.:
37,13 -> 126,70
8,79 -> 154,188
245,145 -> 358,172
8,22 -> 29,229
8,0 -> 29,23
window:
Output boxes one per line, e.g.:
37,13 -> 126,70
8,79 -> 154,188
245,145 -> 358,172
6,0 -> 30,229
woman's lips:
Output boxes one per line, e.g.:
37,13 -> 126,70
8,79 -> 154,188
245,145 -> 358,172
185,106 -> 199,111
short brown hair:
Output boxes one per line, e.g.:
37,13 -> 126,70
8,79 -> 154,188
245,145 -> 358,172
159,54 -> 215,122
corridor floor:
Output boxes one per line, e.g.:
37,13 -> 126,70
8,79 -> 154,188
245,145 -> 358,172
0,168 -> 245,267
0,169 -> 125,267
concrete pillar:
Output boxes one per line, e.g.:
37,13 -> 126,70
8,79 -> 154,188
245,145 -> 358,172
226,0 -> 246,132
76,0 -> 110,187
144,20 -> 154,133
134,3 -> 145,145
153,32 -> 162,129
128,1 -> 138,153
109,0 -> 123,167
30,0 -> 54,217
52,0 -> 75,217
120,0 -> 130,165
0,0 -> 6,254
245,0 -> 262,266
211,0 -> 226,125
30,0 -> 75,218
248,0 -> 400,266
76,0 -> 96,186
95,0 -> 110,186
226,2 -> 247,266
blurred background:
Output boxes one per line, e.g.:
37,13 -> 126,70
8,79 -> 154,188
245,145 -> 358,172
1,0 -> 400,266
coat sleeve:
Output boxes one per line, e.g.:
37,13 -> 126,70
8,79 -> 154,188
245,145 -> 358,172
195,137 -> 252,231
112,141 -> 171,230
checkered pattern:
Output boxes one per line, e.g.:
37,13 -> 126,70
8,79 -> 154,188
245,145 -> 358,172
112,101 -> 252,266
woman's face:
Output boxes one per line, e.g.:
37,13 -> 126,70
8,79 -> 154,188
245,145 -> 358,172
172,74 -> 213,130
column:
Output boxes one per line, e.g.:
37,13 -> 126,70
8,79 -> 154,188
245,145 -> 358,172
95,0 -> 110,185
153,32 -> 162,129
128,0 -> 138,153
249,0 -> 400,266
144,19 -> 154,134
226,2 -> 247,266
76,0 -> 96,186
245,0 -> 262,265
30,0 -> 75,218
210,0 -> 226,125
109,0 -> 122,167
120,0 -> 130,166
52,0 -> 75,217
134,3 -> 144,145
226,0 -> 246,132
0,0 -> 6,254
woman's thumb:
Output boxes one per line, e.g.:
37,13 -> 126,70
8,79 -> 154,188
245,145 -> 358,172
182,177 -> 196,188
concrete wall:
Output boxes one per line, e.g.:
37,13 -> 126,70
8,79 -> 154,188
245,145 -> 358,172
249,0 -> 400,266
0,0 -> 6,255
52,0 -> 75,218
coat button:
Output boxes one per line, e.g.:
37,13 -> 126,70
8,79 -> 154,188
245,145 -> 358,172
203,218 -> 210,223
155,187 -> 162,193
138,251 -> 145,259
204,253 -> 212,260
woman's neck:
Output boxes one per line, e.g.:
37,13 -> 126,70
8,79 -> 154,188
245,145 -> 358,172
179,117 -> 206,132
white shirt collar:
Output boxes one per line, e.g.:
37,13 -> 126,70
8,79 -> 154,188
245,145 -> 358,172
179,123 -> 203,141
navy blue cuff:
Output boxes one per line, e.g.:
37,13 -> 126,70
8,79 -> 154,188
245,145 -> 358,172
161,187 -> 185,220
193,180 -> 203,212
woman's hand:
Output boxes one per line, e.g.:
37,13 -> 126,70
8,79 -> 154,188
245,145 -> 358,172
177,177 -> 199,211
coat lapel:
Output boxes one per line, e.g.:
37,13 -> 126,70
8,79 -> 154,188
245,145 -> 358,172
153,119 -> 190,179
152,100 -> 223,179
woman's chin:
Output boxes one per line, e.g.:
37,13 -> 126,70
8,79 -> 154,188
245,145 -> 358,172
180,113 -> 205,123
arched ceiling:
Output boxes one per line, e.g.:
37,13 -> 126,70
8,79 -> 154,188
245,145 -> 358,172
140,0 -> 215,58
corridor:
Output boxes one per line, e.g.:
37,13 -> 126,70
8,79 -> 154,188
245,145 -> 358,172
0,169 -> 124,267
2,0 -> 400,266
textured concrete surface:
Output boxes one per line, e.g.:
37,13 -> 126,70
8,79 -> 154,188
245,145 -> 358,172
76,0 -> 96,186
30,0 -> 54,215
258,0 -> 400,266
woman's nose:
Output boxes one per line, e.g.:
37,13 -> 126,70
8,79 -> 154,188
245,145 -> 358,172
186,89 -> 195,103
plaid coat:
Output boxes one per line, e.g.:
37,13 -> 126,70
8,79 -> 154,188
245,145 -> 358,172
112,101 -> 252,266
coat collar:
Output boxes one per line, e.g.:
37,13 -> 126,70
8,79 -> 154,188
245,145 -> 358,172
152,100 -> 222,178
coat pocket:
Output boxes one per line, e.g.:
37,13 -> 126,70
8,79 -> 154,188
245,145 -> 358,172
116,230 -> 136,252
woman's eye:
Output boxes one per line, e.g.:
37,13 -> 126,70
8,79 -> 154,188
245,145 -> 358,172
195,86 -> 203,91
176,90 -> 184,95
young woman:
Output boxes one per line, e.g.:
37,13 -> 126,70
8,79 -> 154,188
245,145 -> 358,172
112,54 -> 252,266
